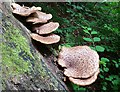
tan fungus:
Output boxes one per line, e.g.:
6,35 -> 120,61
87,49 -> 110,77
26,11 -> 52,24
58,46 -> 99,78
69,69 -> 100,86
11,3 -> 41,16
33,22 -> 59,35
30,33 -> 60,44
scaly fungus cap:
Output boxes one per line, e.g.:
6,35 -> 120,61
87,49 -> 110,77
26,11 -> 52,24
11,3 -> 41,16
69,69 -> 100,86
30,33 -> 60,44
58,46 -> 99,78
33,22 -> 59,35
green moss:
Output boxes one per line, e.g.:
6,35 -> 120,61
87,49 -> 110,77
1,15 -> 65,90
1,20 -> 52,79
1,21 -> 33,77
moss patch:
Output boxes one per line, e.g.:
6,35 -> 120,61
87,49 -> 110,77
1,21 -> 33,77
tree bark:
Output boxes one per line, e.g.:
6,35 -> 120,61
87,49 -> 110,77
0,1 -> 69,91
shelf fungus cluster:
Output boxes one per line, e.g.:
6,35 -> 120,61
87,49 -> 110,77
11,3 -> 100,86
11,3 -> 60,44
58,46 -> 100,86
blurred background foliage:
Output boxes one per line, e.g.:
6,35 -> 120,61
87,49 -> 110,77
32,2 -> 120,91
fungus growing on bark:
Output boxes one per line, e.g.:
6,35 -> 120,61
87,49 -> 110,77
33,22 -> 59,35
26,11 -> 52,24
69,69 -> 100,86
11,3 -> 22,10
30,33 -> 60,44
58,46 -> 100,86
11,3 -> 60,44
11,3 -> 41,16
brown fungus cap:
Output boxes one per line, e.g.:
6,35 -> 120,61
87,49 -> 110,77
26,11 -> 52,24
33,22 -> 59,35
69,69 -> 100,86
11,3 -> 41,16
58,46 -> 99,78
30,33 -> 60,44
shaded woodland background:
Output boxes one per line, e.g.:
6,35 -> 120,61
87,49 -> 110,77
1,1 -> 120,91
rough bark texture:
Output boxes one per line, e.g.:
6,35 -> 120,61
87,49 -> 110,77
0,1 -> 68,91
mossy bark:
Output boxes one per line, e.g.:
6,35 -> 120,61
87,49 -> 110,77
0,1 -> 68,91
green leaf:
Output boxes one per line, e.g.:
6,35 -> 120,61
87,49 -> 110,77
91,31 -> 98,34
76,6 -> 82,10
87,27 -> 92,30
105,76 -> 114,81
83,37 -> 92,42
102,86 -> 107,90
100,60 -> 106,66
100,68 -> 104,72
103,67 -> 109,72
93,37 -> 101,42
112,79 -> 119,85
101,57 -> 109,62
99,74 -> 104,78
81,26 -> 87,29
83,30 -> 90,34
90,46 -> 96,50
78,87 -> 86,91
95,46 -> 105,52
115,63 -> 119,68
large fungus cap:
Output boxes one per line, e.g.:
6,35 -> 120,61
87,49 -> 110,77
69,69 -> 100,86
11,3 -> 41,16
30,33 -> 60,44
58,46 -> 99,78
33,22 -> 59,35
26,11 -> 52,24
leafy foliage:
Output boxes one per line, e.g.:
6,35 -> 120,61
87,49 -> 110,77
34,2 -> 120,91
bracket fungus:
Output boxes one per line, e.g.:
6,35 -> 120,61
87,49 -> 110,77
31,22 -> 60,44
26,11 -> 52,24
10,2 -> 100,87
69,69 -> 100,86
33,22 -> 59,35
58,46 -> 100,86
11,3 -> 41,16
11,3 -> 60,44
30,33 -> 60,44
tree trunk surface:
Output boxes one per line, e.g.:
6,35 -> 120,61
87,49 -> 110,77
0,1 -> 68,91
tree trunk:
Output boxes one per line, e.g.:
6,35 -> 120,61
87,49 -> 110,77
0,1 -> 69,91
